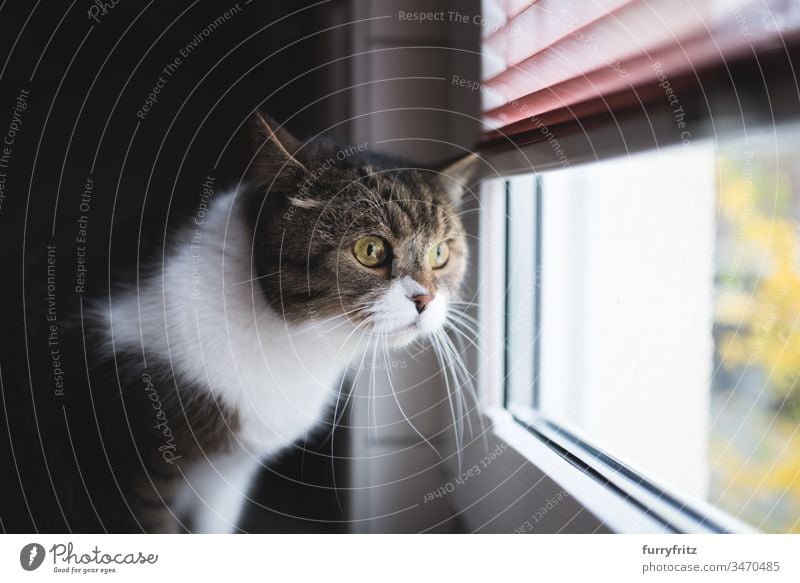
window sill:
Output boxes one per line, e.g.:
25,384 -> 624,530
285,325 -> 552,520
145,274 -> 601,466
480,408 -> 753,534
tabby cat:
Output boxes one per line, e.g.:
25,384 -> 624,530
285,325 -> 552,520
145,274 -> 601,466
1,114 -> 476,533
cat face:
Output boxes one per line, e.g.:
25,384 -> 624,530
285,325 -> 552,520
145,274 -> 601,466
247,114 -> 475,347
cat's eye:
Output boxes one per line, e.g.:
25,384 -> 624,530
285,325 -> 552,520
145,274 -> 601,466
353,235 -> 388,267
428,241 -> 450,269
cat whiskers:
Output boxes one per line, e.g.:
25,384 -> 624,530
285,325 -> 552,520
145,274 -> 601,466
319,314 -> 376,450
444,312 -> 482,349
289,305 -> 372,352
454,207 -> 480,219
326,314 -> 376,511
379,331 -> 442,459
430,330 -> 464,470
231,270 -> 284,286
448,300 -> 481,314
304,304 -> 369,332
437,319 -> 489,450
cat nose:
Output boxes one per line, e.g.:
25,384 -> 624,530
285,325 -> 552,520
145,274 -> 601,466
412,293 -> 434,314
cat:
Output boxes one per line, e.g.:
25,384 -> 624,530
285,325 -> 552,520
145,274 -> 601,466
0,113 -> 476,533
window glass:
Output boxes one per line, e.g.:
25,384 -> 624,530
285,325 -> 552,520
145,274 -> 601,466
509,126 -> 800,533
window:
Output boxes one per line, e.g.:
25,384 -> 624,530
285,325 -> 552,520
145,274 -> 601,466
500,123 -> 800,533
469,0 -> 800,534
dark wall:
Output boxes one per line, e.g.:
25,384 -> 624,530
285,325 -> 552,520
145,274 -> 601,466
0,0 -> 355,533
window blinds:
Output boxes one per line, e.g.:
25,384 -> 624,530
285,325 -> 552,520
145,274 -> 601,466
480,0 -> 800,145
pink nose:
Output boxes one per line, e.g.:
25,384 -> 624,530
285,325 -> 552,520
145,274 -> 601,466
412,293 -> 434,314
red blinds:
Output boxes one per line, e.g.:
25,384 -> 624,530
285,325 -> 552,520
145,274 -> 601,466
480,0 -> 800,142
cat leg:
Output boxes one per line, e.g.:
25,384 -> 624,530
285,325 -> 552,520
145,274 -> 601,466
174,446 -> 262,533
129,473 -> 183,533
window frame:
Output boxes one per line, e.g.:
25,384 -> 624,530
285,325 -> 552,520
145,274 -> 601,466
458,6 -> 800,528
465,105 -> 771,534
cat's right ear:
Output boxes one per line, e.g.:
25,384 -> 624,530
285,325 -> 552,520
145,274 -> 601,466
434,152 -> 480,204
250,112 -> 308,189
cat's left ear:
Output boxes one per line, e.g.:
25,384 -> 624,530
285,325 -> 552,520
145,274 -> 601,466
250,111 -> 308,189
434,152 -> 480,204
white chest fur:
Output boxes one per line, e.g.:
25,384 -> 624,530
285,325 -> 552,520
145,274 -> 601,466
102,190 -> 361,456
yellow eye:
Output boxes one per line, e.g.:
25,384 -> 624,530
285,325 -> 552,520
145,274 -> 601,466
429,241 -> 450,269
354,235 -> 387,267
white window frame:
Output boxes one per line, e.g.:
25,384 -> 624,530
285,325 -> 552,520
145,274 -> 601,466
457,112 -> 757,534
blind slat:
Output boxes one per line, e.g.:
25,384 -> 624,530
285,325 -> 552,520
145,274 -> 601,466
482,0 -> 635,77
482,0 -> 800,140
